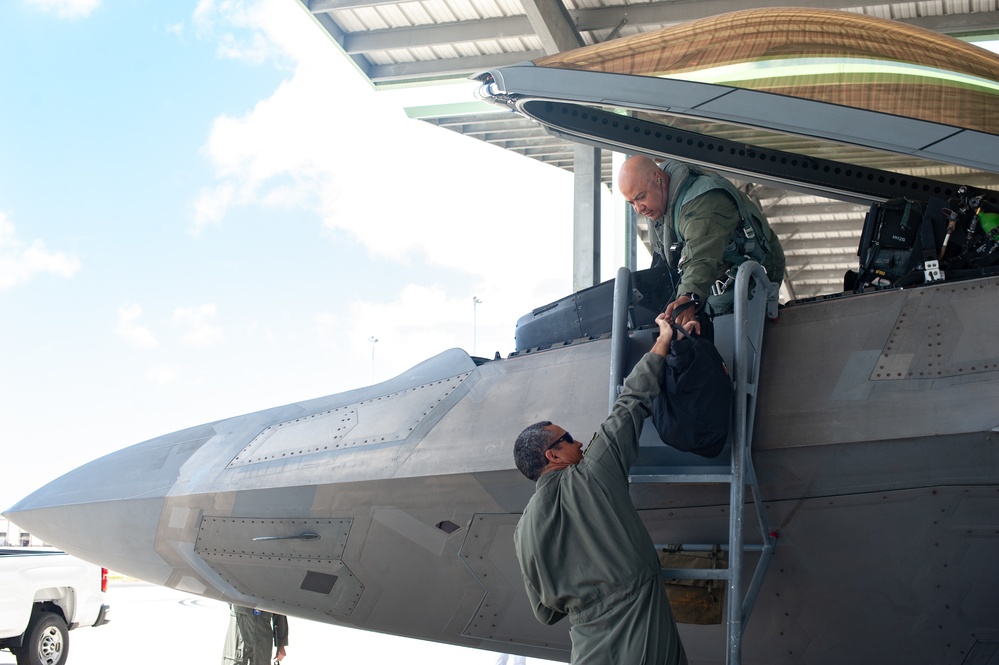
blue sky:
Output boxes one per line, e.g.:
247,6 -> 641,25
0,2 -> 603,659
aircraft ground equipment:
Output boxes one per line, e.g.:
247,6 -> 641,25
627,262 -> 779,665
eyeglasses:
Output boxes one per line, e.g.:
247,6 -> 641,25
546,431 -> 573,451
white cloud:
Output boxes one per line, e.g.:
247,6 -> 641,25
188,0 -> 578,382
165,22 -> 185,40
193,0 -> 296,66
0,214 -> 82,291
314,311 -> 339,345
173,304 -> 224,347
192,182 -> 235,227
114,304 -> 159,349
192,64 -> 367,231
190,0 -> 574,275
24,0 -> 100,20
146,364 -> 180,385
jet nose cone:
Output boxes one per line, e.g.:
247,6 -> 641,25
4,422 -> 216,584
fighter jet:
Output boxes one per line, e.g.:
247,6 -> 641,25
6,8 -> 999,664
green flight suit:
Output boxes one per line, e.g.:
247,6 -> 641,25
651,161 -> 785,314
222,604 -> 289,665
514,352 -> 688,665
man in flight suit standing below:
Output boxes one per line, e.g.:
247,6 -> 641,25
222,604 -> 288,665
512,312 -> 691,665
618,155 -> 785,328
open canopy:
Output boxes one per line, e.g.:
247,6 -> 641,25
534,8 -> 999,135
476,9 -> 999,205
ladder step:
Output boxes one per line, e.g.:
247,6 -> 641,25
660,568 -> 730,581
630,473 -> 733,484
656,543 -> 767,553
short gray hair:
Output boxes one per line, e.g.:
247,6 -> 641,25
514,421 -> 553,481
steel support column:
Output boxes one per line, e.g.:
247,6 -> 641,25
573,143 -> 602,291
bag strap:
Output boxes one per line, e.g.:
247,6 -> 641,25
855,204 -> 887,291
919,204 -> 937,264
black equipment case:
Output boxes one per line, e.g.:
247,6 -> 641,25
514,265 -> 676,352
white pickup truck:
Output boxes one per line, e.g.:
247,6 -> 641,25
0,547 -> 110,665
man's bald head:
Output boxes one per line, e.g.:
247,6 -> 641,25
618,155 -> 660,187
618,156 -> 668,220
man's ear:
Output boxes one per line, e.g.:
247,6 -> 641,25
544,448 -> 559,465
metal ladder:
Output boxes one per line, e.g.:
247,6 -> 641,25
609,261 -> 779,665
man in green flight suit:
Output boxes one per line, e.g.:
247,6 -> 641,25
222,604 -> 289,665
512,312 -> 691,665
618,155 -> 785,328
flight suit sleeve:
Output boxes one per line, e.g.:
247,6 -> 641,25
584,352 -> 665,476
524,577 -> 568,625
675,189 -> 741,298
272,614 -> 289,648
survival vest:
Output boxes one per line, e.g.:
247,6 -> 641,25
670,166 -> 772,276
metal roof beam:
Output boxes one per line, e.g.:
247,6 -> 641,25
791,276 -> 851,287
313,0 -> 997,24
435,125 -> 550,138
771,220 -> 864,235
430,119 -> 547,134
785,263 -> 858,278
311,12 -> 376,79
471,129 -> 559,141
518,145 -> 574,156
310,0 -> 400,11
338,7 -> 999,58
368,51 -> 545,82
763,201 -> 867,218
899,11 -> 999,34
500,142 -> 570,155
345,17 -> 535,54
781,237 -> 860,252
574,1 -> 999,34
520,0 -> 585,54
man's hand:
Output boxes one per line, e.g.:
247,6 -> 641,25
650,312 -> 701,358
652,312 -> 673,357
675,318 -> 700,339
665,295 -> 698,327
651,314 -> 700,357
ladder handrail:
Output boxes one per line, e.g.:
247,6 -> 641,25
727,261 -> 778,665
608,266 -> 633,412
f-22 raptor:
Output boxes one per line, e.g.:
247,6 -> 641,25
7,9 -> 999,664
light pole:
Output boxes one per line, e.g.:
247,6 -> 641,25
472,296 -> 482,355
369,336 -> 378,382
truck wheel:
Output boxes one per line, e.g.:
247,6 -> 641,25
15,612 -> 69,665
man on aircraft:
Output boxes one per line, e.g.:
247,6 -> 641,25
618,155 -> 785,327
512,312 -> 691,665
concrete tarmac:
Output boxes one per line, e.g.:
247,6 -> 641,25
1,579 -> 556,665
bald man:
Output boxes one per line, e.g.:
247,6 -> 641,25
618,155 -> 784,327
512,313 -> 693,665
